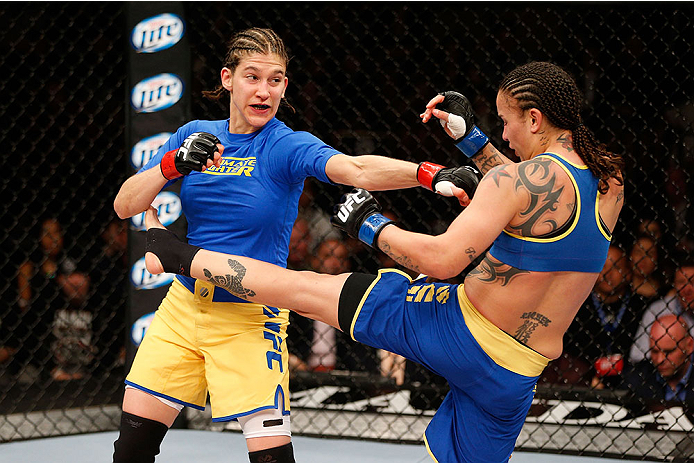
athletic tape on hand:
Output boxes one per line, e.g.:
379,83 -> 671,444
439,113 -> 468,140
434,180 -> 456,196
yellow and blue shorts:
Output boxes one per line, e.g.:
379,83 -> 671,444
338,269 -> 550,463
126,279 -> 290,421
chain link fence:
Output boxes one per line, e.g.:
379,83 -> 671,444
1,3 -> 693,460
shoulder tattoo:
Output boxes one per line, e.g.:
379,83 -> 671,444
509,158 -> 565,236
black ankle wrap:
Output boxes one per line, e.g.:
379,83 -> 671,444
145,228 -> 201,277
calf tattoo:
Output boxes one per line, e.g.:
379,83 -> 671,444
203,259 -> 256,298
514,311 -> 552,344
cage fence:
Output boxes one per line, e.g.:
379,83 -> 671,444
1,3 -> 693,461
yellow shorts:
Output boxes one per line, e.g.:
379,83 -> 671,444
126,279 -> 290,421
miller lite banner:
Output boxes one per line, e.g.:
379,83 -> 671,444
125,3 -> 191,366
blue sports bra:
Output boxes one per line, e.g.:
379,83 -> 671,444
488,153 -> 611,272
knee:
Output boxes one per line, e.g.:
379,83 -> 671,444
112,412 -> 168,463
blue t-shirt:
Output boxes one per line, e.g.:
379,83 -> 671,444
140,118 -> 340,301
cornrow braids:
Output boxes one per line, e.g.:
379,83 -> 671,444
202,28 -> 292,108
499,62 -> 623,194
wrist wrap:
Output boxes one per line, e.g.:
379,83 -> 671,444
145,228 -> 201,277
358,214 -> 394,247
455,126 -> 490,158
417,162 -> 445,191
160,150 -> 183,180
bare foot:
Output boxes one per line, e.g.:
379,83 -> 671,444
144,207 -> 165,274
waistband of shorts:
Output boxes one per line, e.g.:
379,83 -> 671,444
457,285 -> 549,377
175,275 -> 250,303
170,278 -> 264,309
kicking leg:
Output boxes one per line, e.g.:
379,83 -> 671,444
144,207 -> 348,330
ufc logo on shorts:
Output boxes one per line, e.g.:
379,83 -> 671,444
337,191 -> 366,222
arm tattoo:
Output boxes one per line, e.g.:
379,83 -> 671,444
509,158 -> 565,236
467,255 -> 529,286
380,241 -> 421,273
557,133 -> 574,152
202,259 -> 256,298
464,247 -> 476,262
514,311 -> 552,344
474,145 -> 508,174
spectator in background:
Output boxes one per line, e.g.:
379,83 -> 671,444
624,314 -> 694,413
285,217 -> 314,373
89,218 -> 128,375
547,245 -> 649,388
307,238 -> 381,373
630,234 -> 668,304
13,218 -> 92,381
630,258 -> 694,363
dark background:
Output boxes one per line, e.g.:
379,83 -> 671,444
0,2 -> 692,458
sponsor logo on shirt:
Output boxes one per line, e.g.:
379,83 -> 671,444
131,13 -> 185,53
204,157 -> 256,176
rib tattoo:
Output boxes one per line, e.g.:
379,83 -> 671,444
203,259 -> 257,297
467,256 -> 529,286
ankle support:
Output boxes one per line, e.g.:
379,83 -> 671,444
145,228 -> 201,277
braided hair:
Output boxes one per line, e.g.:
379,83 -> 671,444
498,62 -> 623,194
203,28 -> 293,110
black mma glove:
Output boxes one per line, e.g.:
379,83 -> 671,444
417,162 -> 481,198
145,228 -> 201,277
160,132 -> 221,180
437,91 -> 490,158
330,188 -> 395,248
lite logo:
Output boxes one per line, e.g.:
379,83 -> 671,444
130,312 -> 155,346
130,132 -> 172,169
336,191 -> 366,222
131,13 -> 185,53
130,256 -> 175,290
130,191 -> 181,231
131,73 -> 184,113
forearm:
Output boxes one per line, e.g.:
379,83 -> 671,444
114,168 -> 168,219
327,154 -> 419,191
376,225 -> 461,280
